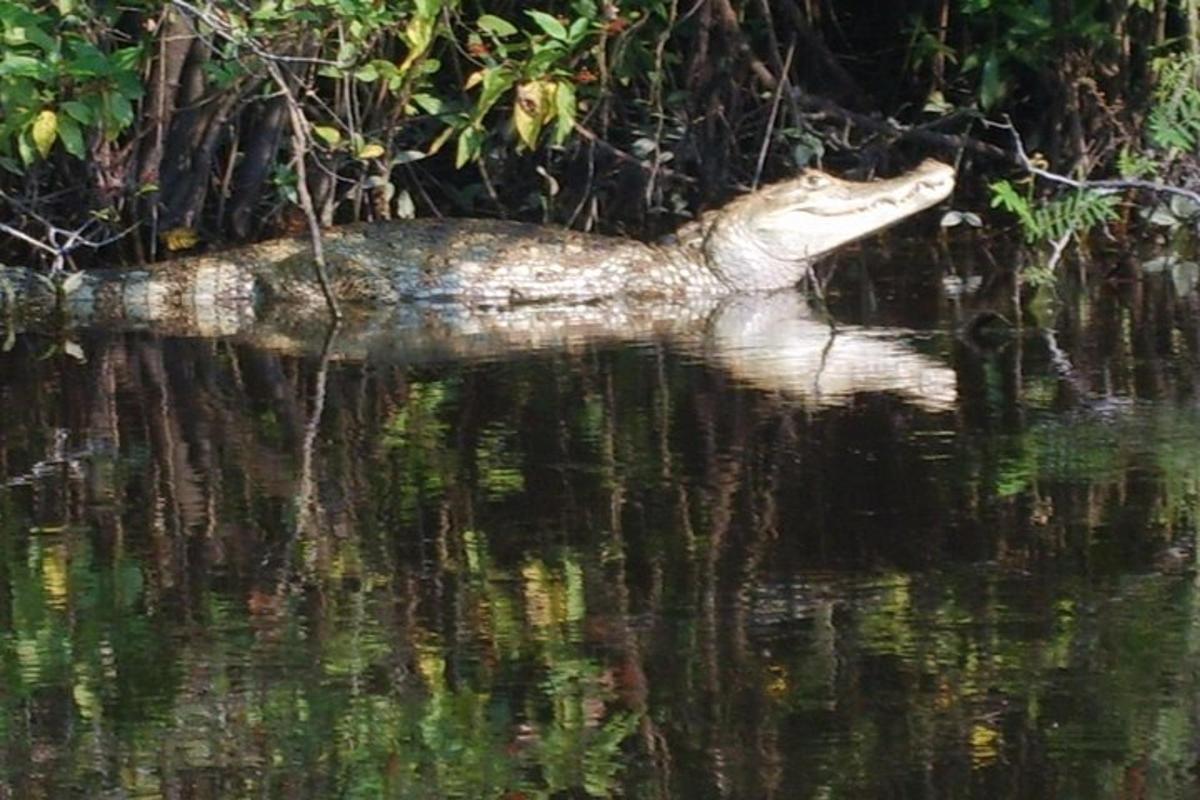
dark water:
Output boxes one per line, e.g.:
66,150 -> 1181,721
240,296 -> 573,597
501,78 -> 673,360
2,248 -> 1200,799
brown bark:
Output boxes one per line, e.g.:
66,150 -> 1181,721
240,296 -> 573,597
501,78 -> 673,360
138,8 -> 197,189
228,98 -> 288,239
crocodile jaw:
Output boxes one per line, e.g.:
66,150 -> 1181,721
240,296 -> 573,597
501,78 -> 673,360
703,159 -> 955,290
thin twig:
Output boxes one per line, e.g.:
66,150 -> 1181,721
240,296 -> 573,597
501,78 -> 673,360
572,122 -> 697,184
0,191 -> 139,272
989,115 -> 1200,207
265,58 -> 342,320
752,40 -> 795,191
0,220 -> 57,257
644,0 -> 680,208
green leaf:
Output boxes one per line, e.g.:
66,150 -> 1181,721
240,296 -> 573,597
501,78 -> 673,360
478,14 -> 518,37
455,126 -> 483,168
525,10 -> 568,41
31,109 -> 57,158
56,114 -> 84,158
415,0 -> 443,17
411,93 -> 446,115
103,92 -> 133,136
979,54 -> 1005,111
553,81 -> 577,145
60,100 -> 94,125
0,53 -> 48,79
16,130 -> 36,166
66,42 -> 113,78
568,16 -> 590,43
472,67 -> 516,121
312,125 -> 342,146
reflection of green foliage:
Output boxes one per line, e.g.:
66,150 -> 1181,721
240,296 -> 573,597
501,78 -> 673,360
475,422 -> 526,500
256,408 -> 284,447
0,507 -> 178,788
0,488 -> 641,797
981,405 -> 1200,510
10,320 -> 1200,798
382,380 -> 453,451
380,379 -> 457,515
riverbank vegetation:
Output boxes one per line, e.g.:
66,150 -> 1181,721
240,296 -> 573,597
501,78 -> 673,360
4,1 -> 1200,275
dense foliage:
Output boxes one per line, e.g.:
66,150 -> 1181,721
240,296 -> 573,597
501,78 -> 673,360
3,0 -> 1200,269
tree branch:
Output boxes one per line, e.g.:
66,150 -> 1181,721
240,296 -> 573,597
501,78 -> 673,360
989,115 -> 1200,207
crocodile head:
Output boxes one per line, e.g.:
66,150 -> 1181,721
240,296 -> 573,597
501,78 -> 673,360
701,159 -> 955,290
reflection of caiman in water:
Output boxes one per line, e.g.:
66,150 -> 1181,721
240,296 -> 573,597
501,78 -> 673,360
1,160 -> 956,409
184,292 -> 958,411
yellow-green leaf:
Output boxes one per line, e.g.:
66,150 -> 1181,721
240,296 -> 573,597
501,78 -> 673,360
355,142 -> 385,160
513,102 -> 541,151
513,81 -> 553,150
31,110 -> 58,158
161,226 -> 199,252
455,127 -> 483,168
553,80 -> 577,145
401,16 -> 434,70
312,125 -> 342,147
428,125 -> 455,155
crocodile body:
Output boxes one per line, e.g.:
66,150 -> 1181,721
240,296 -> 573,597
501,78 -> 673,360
0,159 -> 954,329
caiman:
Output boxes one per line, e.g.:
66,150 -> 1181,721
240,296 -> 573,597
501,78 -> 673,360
0,159 -> 953,328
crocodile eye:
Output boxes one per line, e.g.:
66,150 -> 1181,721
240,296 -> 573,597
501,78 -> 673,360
801,173 -> 828,190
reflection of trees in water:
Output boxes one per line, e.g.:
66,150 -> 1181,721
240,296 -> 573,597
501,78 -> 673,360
0,273 -> 1199,796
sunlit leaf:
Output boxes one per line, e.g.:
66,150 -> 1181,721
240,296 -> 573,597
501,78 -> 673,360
161,226 -> 199,252
513,80 -> 554,150
394,189 -> 416,218
31,109 -> 57,158
401,16 -> 435,70
455,126 -> 483,167
60,271 -> 85,295
940,210 -> 983,228
478,14 -> 517,37
428,125 -> 456,155
62,340 -> 86,362
312,125 -> 342,147
553,80 -> 576,145
355,142 -> 386,160
526,10 -> 568,40
391,149 -> 427,165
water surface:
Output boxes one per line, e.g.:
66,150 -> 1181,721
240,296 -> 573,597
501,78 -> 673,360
1,247 -> 1198,798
